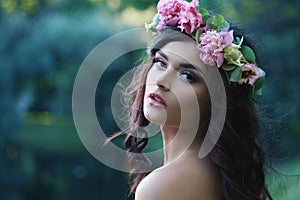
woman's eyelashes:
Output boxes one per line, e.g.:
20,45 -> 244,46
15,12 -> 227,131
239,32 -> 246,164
152,56 -> 199,83
179,70 -> 197,82
152,57 -> 167,69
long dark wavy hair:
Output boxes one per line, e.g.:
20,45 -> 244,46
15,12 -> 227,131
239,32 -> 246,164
120,28 -> 273,199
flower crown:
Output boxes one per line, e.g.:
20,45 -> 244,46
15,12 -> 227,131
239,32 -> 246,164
145,0 -> 266,96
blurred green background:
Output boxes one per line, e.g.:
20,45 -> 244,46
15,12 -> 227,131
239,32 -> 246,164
0,0 -> 299,199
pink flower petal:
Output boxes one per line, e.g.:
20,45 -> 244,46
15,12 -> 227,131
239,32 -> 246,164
191,0 -> 199,7
220,29 -> 234,47
241,63 -> 264,85
216,53 -> 224,68
156,22 -> 165,30
167,17 -> 180,26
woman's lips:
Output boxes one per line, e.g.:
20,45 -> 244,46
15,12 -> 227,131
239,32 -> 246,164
148,92 -> 167,108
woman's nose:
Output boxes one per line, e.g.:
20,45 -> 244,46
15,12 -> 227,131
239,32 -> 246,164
156,70 -> 171,91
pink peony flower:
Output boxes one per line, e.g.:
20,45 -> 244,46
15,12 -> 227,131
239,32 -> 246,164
178,0 -> 203,34
197,29 -> 233,68
156,0 -> 203,34
156,0 -> 185,30
239,63 -> 264,85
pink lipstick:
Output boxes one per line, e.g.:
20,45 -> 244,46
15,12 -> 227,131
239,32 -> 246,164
148,93 -> 167,108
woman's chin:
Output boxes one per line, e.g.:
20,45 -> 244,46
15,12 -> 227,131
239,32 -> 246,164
143,107 -> 167,126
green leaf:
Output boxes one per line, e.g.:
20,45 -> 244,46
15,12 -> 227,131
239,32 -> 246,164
199,8 -> 210,17
203,15 -> 211,22
241,45 -> 256,63
206,17 -> 213,25
198,7 -> 211,22
217,21 -> 230,31
207,24 -> 216,29
195,29 -> 202,44
222,64 -> 237,71
253,75 -> 265,91
229,67 -> 242,82
251,86 -> 255,96
224,71 -> 230,84
254,88 -> 263,95
153,13 -> 160,23
213,15 -> 224,26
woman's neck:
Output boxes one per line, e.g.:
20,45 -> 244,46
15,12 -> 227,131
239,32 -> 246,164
161,125 -> 204,165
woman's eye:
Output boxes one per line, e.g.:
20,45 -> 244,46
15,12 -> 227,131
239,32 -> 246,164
153,57 -> 167,69
179,71 -> 196,82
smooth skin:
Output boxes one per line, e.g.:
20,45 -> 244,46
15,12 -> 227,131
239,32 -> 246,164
137,40 -> 223,200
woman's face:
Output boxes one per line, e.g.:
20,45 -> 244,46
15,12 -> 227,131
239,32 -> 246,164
143,40 -> 211,128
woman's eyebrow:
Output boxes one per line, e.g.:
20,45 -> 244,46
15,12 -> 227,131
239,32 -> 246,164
179,63 -> 198,70
157,50 -> 168,60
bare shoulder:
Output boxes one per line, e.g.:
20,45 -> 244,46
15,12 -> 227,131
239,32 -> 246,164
135,157 -> 222,200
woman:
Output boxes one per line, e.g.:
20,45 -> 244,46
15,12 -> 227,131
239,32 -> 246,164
122,0 -> 273,199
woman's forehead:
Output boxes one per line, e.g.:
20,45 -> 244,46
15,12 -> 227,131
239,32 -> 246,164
158,41 -> 205,69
